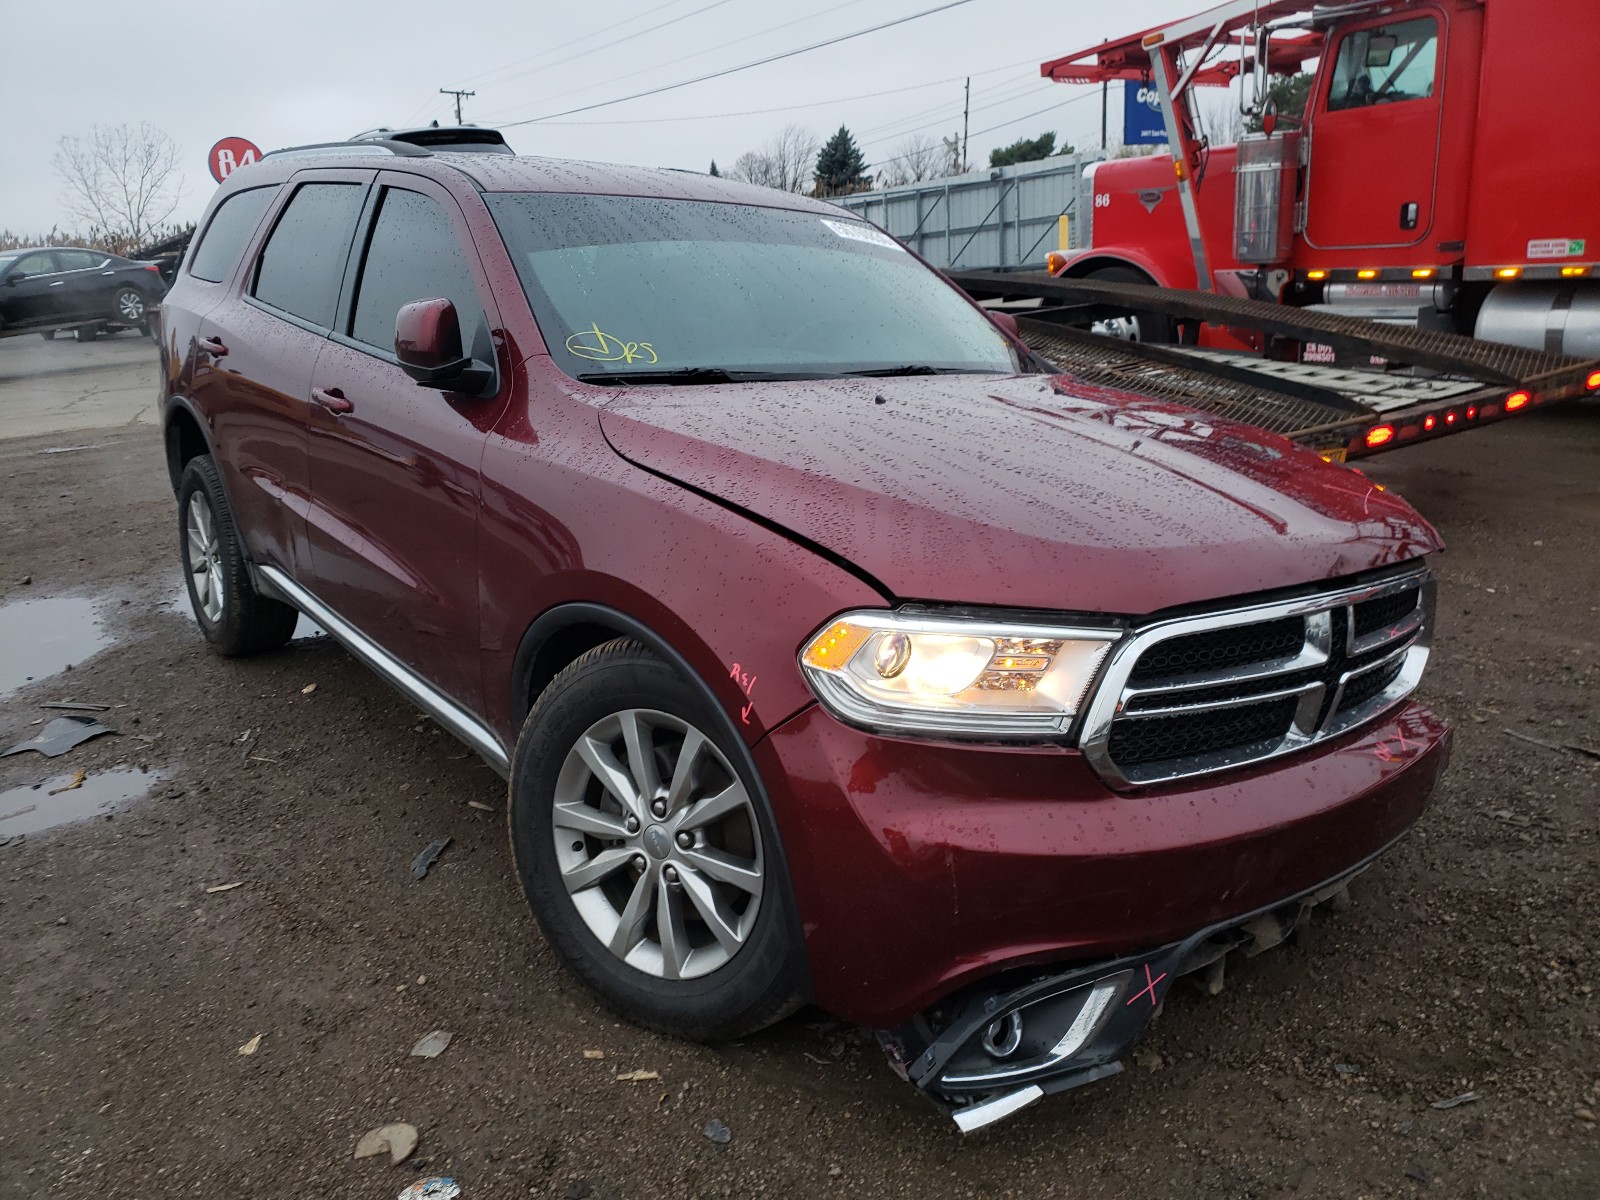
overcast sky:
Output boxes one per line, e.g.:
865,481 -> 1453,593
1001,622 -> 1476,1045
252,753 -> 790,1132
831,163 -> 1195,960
0,0 -> 1204,237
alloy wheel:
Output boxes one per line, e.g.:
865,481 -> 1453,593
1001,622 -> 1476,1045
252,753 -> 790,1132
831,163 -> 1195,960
552,708 -> 764,980
117,290 -> 145,322
185,491 -> 225,623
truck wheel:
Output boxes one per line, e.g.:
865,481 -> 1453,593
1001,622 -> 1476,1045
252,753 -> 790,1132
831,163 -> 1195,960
177,455 -> 299,656
1087,266 -> 1175,344
508,639 -> 805,1042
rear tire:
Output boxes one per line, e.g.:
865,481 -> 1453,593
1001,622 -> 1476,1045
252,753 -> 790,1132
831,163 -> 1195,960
509,639 -> 806,1041
177,455 -> 298,656
111,286 -> 146,327
1086,265 -> 1175,344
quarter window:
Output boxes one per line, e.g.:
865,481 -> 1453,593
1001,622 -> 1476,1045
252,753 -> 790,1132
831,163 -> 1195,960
252,182 -> 366,327
1327,17 -> 1438,111
190,187 -> 277,283
349,188 -> 485,354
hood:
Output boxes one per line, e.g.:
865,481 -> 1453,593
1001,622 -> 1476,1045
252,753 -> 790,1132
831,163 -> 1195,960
596,374 -> 1442,615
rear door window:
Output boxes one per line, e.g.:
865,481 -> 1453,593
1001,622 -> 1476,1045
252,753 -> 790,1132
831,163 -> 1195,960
348,187 -> 486,355
58,249 -> 107,271
190,187 -> 277,283
252,182 -> 366,327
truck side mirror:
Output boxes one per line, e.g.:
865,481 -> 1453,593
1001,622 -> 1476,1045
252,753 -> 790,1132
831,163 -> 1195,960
395,298 -> 494,394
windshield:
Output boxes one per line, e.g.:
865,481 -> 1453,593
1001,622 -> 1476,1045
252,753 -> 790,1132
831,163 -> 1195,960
486,193 -> 1021,382
0,254 -> 18,274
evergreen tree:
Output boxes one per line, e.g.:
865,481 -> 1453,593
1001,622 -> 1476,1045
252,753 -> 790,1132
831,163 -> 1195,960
989,132 -> 1068,169
708,160 -> 720,177
814,125 -> 870,196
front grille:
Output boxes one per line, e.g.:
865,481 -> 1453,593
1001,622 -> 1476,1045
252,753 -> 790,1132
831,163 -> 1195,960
1082,569 -> 1433,787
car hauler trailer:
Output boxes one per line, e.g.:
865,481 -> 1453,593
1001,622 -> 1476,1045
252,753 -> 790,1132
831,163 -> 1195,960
1036,0 -> 1600,357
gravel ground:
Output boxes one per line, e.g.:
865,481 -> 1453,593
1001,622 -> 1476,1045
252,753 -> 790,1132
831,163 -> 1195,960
0,353 -> 1595,1199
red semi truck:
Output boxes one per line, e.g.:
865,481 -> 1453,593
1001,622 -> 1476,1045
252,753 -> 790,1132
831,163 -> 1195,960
1038,0 -> 1599,358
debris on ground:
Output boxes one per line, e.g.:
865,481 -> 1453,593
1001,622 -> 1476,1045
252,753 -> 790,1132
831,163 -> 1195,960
614,1070 -> 660,1083
410,1030 -> 452,1058
237,1034 -> 262,1056
1405,1161 -> 1433,1184
702,1118 -> 732,1145
2,716 -> 116,758
48,769 -> 88,795
40,701 -> 111,711
582,1049 -> 605,1060
300,683 -> 316,695
1430,1091 -> 1481,1110
467,800 -> 493,812
354,1122 -> 419,1165
411,838 -> 452,880
1333,1063 -> 1363,1075
397,1179 -> 460,1200
205,882 -> 244,894
1133,1049 -> 1163,1071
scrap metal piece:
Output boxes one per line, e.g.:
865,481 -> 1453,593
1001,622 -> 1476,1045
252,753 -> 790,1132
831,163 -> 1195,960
2,715 -> 116,758
354,1123 -> 419,1165
410,837 -> 452,880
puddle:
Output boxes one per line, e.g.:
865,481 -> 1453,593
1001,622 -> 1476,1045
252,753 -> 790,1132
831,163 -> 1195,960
0,767 -> 160,838
0,596 -> 113,696
166,584 -> 325,641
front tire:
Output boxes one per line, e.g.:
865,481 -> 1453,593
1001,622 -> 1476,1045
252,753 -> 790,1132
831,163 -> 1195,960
1087,265 -> 1175,344
177,455 -> 298,656
509,639 -> 805,1041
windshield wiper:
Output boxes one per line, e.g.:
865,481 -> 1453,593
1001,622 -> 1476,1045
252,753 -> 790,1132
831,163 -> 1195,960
576,366 -> 839,386
843,365 -> 1002,378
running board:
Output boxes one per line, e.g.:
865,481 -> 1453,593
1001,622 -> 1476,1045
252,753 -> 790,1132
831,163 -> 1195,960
255,565 -> 510,776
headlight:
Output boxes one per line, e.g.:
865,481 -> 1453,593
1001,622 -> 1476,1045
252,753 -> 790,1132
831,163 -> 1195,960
799,610 -> 1120,737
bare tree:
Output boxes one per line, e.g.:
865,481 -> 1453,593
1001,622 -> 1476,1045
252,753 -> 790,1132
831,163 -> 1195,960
878,134 -> 945,188
53,122 -> 184,246
726,124 -> 820,194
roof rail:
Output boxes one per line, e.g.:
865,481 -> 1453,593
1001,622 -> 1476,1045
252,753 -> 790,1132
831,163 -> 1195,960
263,140 -> 433,161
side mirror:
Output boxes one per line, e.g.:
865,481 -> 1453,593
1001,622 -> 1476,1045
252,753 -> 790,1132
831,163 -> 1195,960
395,298 -> 493,393
987,310 -> 1020,339
3,274 -> 21,286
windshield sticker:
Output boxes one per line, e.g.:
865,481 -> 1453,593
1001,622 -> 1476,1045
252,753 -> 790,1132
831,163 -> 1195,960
565,323 -> 658,364
820,218 -> 904,252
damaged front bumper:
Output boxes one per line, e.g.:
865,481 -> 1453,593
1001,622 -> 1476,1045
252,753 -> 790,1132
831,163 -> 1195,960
878,861 -> 1377,1133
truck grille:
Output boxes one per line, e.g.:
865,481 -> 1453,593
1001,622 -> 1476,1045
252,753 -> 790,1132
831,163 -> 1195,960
1081,568 -> 1433,787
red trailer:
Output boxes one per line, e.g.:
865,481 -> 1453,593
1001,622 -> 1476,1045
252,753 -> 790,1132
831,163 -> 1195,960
1039,0 -> 1600,355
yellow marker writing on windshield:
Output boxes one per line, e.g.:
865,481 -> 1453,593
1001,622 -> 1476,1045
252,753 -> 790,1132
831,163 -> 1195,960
565,323 -> 657,365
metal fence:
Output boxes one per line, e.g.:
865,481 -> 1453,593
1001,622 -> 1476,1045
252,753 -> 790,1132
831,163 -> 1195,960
834,153 -> 1104,272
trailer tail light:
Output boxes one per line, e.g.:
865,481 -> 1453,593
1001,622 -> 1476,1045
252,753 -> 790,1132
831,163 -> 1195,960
1444,410 -> 1459,425
1357,269 -> 1379,280
1586,371 -> 1600,391
1411,268 -> 1436,279
1505,391 -> 1531,412
1364,424 -> 1396,448
1423,415 -> 1436,431
1560,267 -> 1588,278
1495,267 -> 1521,280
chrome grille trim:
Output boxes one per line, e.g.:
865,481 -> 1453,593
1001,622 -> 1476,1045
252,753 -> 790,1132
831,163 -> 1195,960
1080,567 -> 1434,788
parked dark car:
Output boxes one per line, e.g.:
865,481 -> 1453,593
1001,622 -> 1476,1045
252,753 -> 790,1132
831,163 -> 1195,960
158,142 -> 1451,1132
0,246 -> 167,340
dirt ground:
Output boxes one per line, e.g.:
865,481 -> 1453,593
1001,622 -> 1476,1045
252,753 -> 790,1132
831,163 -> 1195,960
0,337 -> 1595,1200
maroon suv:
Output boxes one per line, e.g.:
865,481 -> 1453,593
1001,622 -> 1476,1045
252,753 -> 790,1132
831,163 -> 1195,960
159,138 -> 1451,1131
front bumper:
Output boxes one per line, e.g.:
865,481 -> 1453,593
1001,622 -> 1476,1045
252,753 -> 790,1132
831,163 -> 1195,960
754,700 -> 1451,1029
881,854 -> 1381,1131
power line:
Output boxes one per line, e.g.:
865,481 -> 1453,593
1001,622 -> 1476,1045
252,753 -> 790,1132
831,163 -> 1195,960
453,0 -> 700,88
499,0 -> 983,128
479,0 -> 869,123
865,87 -> 1102,170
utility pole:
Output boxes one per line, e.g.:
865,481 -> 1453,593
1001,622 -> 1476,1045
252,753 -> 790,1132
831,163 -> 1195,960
439,88 -> 475,124
961,76 -> 970,172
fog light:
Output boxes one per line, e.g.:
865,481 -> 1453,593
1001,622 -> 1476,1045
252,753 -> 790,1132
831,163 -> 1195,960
980,1011 -> 1024,1059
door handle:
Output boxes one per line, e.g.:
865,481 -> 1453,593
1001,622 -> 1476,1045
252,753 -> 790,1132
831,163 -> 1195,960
49,280 -> 65,287
197,336 -> 228,357
311,386 -> 354,415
